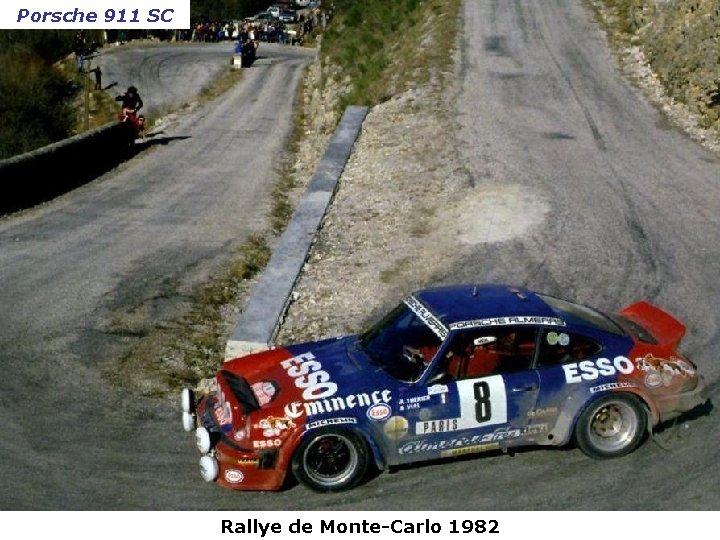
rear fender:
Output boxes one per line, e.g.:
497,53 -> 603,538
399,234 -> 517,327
569,389 -> 659,435
547,387 -> 659,446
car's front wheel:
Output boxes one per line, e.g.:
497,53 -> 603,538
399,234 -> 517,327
292,428 -> 370,492
575,393 -> 648,459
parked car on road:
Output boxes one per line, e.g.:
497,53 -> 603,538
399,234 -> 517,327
182,284 -> 708,492
249,12 -> 274,24
279,10 -> 298,23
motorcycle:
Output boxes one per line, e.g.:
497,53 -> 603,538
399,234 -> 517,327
117,109 -> 145,141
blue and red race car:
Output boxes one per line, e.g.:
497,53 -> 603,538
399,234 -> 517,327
181,284 -> 707,492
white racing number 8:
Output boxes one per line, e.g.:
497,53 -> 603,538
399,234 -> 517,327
456,376 -> 507,430
473,381 -> 492,422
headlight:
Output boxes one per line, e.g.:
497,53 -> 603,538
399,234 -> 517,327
181,387 -> 195,413
199,455 -> 219,482
182,411 -> 196,433
195,426 -> 212,454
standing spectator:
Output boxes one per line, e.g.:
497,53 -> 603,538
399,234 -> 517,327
89,66 -> 102,90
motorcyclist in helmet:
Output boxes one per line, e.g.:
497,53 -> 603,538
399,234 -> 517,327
116,86 -> 145,138
116,86 -> 143,118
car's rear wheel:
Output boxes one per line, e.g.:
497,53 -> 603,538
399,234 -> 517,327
575,393 -> 647,459
292,428 -> 369,492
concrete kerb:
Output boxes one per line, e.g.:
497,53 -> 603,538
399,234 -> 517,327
224,105 -> 369,360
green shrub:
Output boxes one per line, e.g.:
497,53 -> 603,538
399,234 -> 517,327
0,48 -> 77,159
323,0 -> 457,110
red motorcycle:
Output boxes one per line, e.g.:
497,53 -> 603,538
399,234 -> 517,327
118,109 -> 145,140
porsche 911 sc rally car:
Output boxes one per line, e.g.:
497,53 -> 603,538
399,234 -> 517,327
181,284 -> 707,492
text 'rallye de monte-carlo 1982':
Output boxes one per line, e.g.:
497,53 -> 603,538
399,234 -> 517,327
181,284 -> 708,492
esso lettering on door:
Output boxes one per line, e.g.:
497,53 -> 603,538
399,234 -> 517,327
281,352 -> 338,400
563,356 -> 634,383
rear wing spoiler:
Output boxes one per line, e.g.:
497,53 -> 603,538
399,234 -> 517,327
618,301 -> 686,349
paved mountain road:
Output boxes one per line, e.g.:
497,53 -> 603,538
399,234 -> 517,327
1,0 -> 718,510
0,42 -> 316,509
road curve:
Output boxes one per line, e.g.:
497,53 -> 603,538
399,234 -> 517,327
0,42 -> 315,509
1,1 -> 718,510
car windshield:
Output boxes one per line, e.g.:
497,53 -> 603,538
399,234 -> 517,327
359,303 -> 443,382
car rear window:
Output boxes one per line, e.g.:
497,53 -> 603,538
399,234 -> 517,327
537,294 -> 625,335
610,315 -> 659,344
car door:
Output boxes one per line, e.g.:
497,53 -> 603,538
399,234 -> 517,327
390,326 -> 540,464
532,327 -> 605,438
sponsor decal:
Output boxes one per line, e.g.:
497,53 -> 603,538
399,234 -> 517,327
253,439 -> 281,449
450,316 -> 566,331
367,403 -> 392,421
546,332 -> 570,346
645,373 -> 663,388
251,380 -> 278,406
589,381 -> 638,393
280,352 -> 338,401
284,389 -> 392,419
305,417 -> 358,431
384,416 -> 409,440
233,429 -> 247,442
427,384 -> 448,396
416,418 -> 459,434
440,443 -> 499,458
254,416 -> 296,437
636,354 -> 695,388
527,407 -> 558,419
404,296 -> 449,340
400,425 -> 548,456
213,388 -> 233,431
563,356 -> 634,383
224,469 -> 244,484
235,458 -> 260,466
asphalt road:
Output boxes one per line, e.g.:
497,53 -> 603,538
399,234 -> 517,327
0,42 -> 316,509
2,1 -> 719,510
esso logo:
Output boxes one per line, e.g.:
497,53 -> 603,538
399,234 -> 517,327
253,439 -> 283,449
367,403 -> 392,421
563,356 -> 634,383
280,352 -> 338,400
224,470 -> 244,484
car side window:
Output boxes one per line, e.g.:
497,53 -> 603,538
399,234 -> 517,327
536,329 -> 601,368
439,327 -> 537,380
